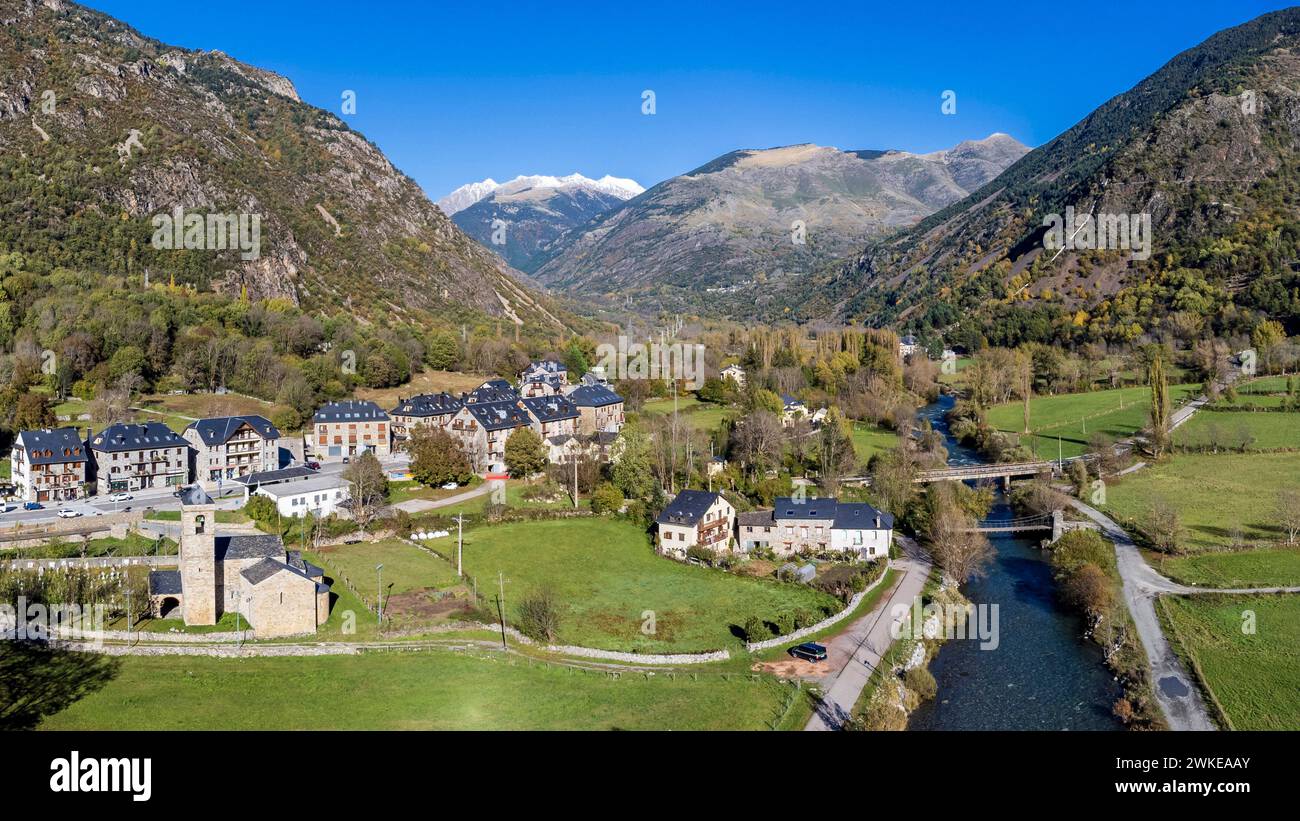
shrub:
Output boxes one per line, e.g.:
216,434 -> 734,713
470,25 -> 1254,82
904,666 -> 937,701
774,612 -> 796,635
742,615 -> 770,642
590,482 -> 624,515
515,587 -> 562,643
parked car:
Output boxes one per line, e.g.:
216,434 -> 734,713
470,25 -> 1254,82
108,492 -> 132,503
22,501 -> 43,511
56,508 -> 81,519
441,482 -> 459,490
789,642 -> 828,662
306,460 -> 321,470
342,456 -> 351,464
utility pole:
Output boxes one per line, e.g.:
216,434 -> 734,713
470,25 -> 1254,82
1058,436 -> 1063,472
375,563 -> 384,628
572,456 -> 578,509
497,571 -> 508,649
454,514 -> 465,577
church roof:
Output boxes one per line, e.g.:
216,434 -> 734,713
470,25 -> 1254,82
148,569 -> 182,596
215,533 -> 284,562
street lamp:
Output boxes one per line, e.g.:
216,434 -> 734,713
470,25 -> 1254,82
375,563 -> 384,627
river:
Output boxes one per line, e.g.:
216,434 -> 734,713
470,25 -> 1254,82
906,394 -> 1123,731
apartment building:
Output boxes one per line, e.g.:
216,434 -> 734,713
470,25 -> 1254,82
309,400 -> 391,461
87,422 -> 190,495
10,427 -> 89,502
183,415 -> 281,489
388,392 -> 462,444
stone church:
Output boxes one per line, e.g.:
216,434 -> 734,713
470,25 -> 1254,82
148,486 -> 331,637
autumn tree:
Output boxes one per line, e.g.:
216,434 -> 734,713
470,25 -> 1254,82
503,427 -> 547,478
1148,356 -> 1170,459
342,452 -> 389,531
407,425 -> 474,488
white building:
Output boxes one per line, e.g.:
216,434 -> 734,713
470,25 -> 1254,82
899,335 -> 919,358
655,489 -> 735,557
255,475 -> 351,519
721,364 -> 746,389
737,497 -> 893,560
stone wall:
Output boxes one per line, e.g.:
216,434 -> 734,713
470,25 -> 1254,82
745,565 -> 890,652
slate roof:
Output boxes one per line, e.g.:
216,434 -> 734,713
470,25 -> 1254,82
464,400 -> 532,432
655,489 -> 721,527
215,533 -> 284,562
770,498 -> 894,530
773,496 -> 837,520
184,415 -> 280,446
178,485 -> 214,506
522,360 -> 567,376
233,465 -> 316,487
13,428 -> 87,465
390,392 -> 462,418
737,510 -> 774,527
464,381 -> 518,404
521,395 -> 579,423
781,394 -> 805,409
148,569 -> 182,596
90,421 -> 188,453
567,383 -> 623,408
312,400 -> 389,423
833,502 -> 895,531
900,335 -> 918,345
240,556 -> 328,591
286,550 -> 325,578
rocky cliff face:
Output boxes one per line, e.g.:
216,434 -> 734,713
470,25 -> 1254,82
528,135 -> 1025,313
0,0 -> 569,331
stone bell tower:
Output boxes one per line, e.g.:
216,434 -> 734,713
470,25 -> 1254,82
178,485 -> 218,625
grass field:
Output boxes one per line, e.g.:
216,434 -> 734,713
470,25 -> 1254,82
428,479 -> 586,517
457,518 -> 840,653
1175,409 -> 1300,451
1160,593 -> 1300,730
315,538 -> 461,601
987,383 -> 1201,458
1102,452 -> 1300,554
851,422 -> 899,464
31,649 -> 802,730
1153,549 -> 1300,589
640,395 -> 736,433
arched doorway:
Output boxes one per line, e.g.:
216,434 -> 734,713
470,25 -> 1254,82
159,597 -> 181,618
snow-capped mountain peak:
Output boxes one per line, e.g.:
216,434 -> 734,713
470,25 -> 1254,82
435,178 -> 500,216
436,173 -> 643,215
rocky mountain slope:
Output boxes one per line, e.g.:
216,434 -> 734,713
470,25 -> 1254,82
0,0 -> 570,332
443,174 -> 643,272
822,7 -> 1300,346
529,135 -> 1026,310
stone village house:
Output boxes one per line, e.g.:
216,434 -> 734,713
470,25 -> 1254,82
737,496 -> 894,560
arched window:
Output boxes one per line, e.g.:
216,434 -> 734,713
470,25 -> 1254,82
194,514 -> 206,534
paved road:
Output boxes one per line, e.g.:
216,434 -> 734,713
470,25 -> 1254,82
1065,498 -> 1275,732
0,455 -> 410,528
806,536 -> 932,731
391,481 -> 493,514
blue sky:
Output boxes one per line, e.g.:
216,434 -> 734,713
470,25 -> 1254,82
87,0 -> 1298,200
